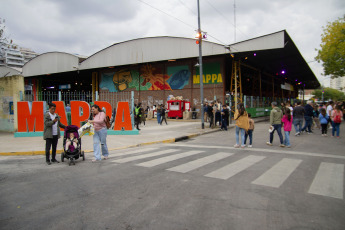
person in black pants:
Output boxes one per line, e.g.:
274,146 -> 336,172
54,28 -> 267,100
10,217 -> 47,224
207,102 -> 214,128
43,103 -> 66,165
160,105 -> 168,125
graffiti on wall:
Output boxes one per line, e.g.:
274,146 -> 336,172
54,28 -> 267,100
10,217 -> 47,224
193,62 -> 223,84
100,64 -> 191,92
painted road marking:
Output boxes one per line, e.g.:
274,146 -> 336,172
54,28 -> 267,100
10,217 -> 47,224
167,152 -> 233,173
205,155 -> 266,180
136,150 -> 203,168
111,147 -> 158,158
251,158 -> 302,188
171,143 -> 345,160
308,162 -> 344,199
111,149 -> 178,163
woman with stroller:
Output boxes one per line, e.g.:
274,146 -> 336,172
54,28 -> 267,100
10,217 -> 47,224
88,104 -> 109,162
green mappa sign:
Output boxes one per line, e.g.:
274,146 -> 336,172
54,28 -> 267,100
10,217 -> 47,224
193,62 -> 222,84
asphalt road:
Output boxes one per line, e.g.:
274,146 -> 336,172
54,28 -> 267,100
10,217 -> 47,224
1,122 -> 344,230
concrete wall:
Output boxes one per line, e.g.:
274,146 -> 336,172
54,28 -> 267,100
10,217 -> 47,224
0,75 -> 24,132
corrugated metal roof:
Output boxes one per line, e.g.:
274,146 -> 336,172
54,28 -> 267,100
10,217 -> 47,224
80,37 -> 229,70
0,66 -> 22,78
22,52 -> 82,77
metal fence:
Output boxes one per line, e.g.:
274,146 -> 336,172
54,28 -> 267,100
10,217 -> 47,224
24,91 -> 93,104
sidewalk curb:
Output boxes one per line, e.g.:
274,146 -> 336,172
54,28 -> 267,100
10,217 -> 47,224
0,117 -> 269,156
0,128 -> 221,156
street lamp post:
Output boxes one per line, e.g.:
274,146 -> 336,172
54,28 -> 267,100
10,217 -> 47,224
197,0 -> 204,129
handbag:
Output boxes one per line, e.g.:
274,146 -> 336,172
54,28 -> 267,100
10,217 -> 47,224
105,115 -> 111,129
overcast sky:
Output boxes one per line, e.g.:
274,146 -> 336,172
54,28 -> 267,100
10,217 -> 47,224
1,0 -> 344,86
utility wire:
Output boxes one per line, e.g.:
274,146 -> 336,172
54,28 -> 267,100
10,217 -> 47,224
204,0 -> 250,41
136,0 -> 228,46
136,0 -> 195,30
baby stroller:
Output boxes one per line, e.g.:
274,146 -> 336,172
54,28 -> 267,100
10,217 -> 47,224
61,125 -> 85,166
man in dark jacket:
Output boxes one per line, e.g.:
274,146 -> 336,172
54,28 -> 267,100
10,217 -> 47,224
207,102 -> 214,128
44,103 -> 66,165
293,101 -> 305,136
301,100 -> 314,134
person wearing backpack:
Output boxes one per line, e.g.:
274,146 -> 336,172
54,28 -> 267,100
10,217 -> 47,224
331,105 -> 343,138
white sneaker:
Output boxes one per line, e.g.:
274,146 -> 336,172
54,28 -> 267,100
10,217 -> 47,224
234,144 -> 240,148
248,145 -> 252,148
295,132 -> 300,136
266,142 -> 272,146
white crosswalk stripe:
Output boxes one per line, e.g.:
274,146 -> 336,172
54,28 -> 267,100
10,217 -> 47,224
205,155 -> 266,180
251,158 -> 302,188
136,150 -> 204,168
167,152 -> 233,173
308,162 -> 344,199
111,147 -> 158,158
111,149 -> 178,163
108,147 -> 345,199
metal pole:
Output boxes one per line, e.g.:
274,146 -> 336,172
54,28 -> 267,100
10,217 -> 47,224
197,0 -> 204,129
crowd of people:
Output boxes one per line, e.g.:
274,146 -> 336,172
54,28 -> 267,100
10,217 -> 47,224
233,100 -> 344,149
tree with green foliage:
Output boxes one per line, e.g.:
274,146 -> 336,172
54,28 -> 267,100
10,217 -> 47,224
312,87 -> 345,101
315,16 -> 345,78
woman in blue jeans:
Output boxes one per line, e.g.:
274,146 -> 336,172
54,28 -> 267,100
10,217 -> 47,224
88,104 -> 109,162
234,103 -> 249,148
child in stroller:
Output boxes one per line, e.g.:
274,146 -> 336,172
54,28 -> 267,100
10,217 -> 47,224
61,125 -> 85,165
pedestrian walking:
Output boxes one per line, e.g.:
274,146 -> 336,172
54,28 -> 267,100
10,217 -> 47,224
88,104 -> 109,162
331,105 -> 343,138
326,101 -> 334,129
234,103 -> 249,148
281,108 -> 293,148
207,102 -> 214,128
140,106 -> 146,127
244,113 -> 255,147
156,105 -> 162,124
160,105 -> 168,125
293,101 -> 305,136
267,102 -> 285,147
215,101 -> 222,126
204,102 -> 209,122
301,101 -> 314,134
319,108 -> 329,136
44,103 -> 66,165
134,103 -> 142,130
220,104 -> 229,131
312,104 -> 321,130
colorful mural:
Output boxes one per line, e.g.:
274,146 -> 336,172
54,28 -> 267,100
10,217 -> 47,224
167,65 -> 190,89
100,64 -> 191,92
193,62 -> 223,84
140,65 -> 171,90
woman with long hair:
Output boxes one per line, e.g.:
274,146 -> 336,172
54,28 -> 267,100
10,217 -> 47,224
281,108 -> 293,147
88,104 -> 109,161
234,103 -> 249,148
331,105 -> 343,138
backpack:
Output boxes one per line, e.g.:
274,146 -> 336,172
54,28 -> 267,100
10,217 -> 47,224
333,111 -> 342,123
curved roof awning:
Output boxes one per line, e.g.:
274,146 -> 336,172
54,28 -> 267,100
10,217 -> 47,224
0,66 -> 22,78
80,37 -> 229,70
22,52 -> 86,77
228,30 -> 320,88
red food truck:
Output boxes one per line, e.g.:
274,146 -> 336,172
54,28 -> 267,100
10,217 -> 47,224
167,100 -> 190,119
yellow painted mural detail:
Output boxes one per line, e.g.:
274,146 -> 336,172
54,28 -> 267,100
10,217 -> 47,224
193,74 -> 222,84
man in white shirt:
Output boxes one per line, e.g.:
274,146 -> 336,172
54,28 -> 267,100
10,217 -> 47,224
326,101 -> 334,129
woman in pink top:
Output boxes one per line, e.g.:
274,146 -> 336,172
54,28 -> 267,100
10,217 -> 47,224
281,108 -> 293,148
88,104 -> 109,161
